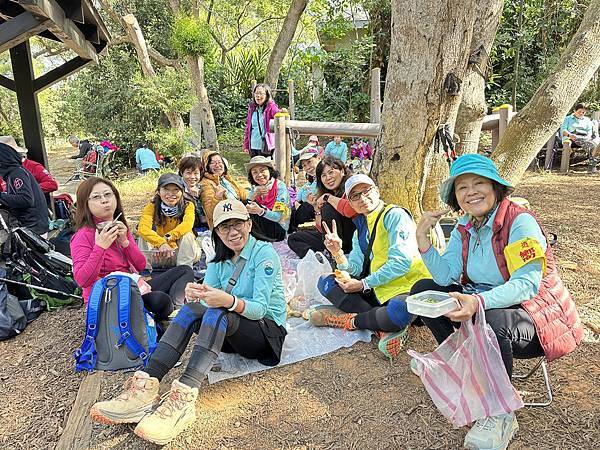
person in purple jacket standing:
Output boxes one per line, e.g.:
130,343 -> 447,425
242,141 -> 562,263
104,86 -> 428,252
243,83 -> 280,158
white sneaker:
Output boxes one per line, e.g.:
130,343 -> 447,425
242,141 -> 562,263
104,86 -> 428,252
464,412 -> 518,450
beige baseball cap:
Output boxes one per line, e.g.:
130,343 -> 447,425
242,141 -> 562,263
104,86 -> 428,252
0,135 -> 27,155
213,199 -> 250,227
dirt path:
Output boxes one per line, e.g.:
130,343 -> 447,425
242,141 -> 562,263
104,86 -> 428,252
1,160 -> 599,449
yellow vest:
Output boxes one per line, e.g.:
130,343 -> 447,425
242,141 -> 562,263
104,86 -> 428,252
367,204 -> 431,303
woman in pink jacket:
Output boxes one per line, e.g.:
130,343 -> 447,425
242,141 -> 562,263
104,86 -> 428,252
69,177 -> 194,318
243,83 -> 280,158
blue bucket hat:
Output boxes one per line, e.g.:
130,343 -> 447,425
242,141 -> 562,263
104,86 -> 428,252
439,154 -> 514,204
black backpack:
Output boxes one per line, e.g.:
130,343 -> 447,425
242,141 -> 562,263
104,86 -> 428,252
0,268 -> 43,341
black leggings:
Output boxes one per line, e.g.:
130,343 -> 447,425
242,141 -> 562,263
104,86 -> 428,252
142,266 -> 195,319
250,214 -> 287,241
409,279 -> 545,378
287,204 -> 355,258
144,302 -> 277,389
289,202 -> 315,232
317,275 -> 413,332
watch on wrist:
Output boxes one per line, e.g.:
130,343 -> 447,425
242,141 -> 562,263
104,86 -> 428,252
164,233 -> 172,241
323,194 -> 330,203
362,279 -> 372,293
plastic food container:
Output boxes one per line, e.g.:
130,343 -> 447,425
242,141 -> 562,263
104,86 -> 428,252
141,248 -> 178,269
406,290 -> 459,318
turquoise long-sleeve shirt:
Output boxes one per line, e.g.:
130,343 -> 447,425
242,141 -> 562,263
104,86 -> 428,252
296,180 -> 317,203
337,205 -> 420,289
248,179 -> 291,231
560,114 -> 593,142
250,107 -> 265,150
421,206 -> 547,310
135,147 -> 160,170
203,235 -> 287,326
324,141 -> 348,163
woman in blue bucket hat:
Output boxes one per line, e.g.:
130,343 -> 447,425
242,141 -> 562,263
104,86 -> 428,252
412,154 -> 582,450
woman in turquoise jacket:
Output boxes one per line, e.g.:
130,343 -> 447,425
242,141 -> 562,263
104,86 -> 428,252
90,199 -> 287,446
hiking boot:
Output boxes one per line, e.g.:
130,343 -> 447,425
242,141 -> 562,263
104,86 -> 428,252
134,379 -> 198,445
308,306 -> 356,330
463,412 -> 518,450
90,371 -> 160,425
378,327 -> 409,359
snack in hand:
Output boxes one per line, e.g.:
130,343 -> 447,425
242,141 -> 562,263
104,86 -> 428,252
334,269 -> 352,282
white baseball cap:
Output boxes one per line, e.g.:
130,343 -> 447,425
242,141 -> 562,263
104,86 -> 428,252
213,199 -> 250,227
344,174 -> 375,196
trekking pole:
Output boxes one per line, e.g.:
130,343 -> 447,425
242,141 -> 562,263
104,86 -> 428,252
0,277 -> 82,299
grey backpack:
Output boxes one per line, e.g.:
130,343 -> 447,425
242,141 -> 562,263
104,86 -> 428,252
74,274 -> 157,372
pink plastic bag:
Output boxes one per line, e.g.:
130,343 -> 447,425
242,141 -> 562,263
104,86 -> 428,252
407,303 -> 524,428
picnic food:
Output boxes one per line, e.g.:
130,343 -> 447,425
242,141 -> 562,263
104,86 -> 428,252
334,269 -> 351,282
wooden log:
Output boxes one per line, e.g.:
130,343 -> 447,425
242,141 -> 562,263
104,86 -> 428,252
269,120 -> 380,138
288,79 -> 295,120
544,135 -> 555,170
498,104 -> 513,140
55,371 -> 103,450
0,12 -> 51,54
560,140 -> 571,174
273,113 -> 289,182
370,68 -> 381,124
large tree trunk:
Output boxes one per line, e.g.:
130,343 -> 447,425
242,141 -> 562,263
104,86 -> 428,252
371,0 -> 477,216
187,56 -> 219,151
368,0 -> 391,75
454,0 -> 503,154
122,14 -> 185,133
264,0 -> 308,93
492,0 -> 600,184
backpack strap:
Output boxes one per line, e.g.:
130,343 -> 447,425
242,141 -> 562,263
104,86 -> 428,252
115,275 -> 150,364
74,278 -> 105,372
225,257 -> 247,294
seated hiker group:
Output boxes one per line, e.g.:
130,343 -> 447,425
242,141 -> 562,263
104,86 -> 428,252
0,92 -> 584,448
72,146 -> 581,449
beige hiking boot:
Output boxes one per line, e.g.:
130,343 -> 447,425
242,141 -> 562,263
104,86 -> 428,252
90,371 -> 160,425
134,379 -> 198,445
308,305 -> 356,330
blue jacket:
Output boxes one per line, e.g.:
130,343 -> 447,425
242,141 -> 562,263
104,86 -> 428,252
324,141 -> 348,163
135,147 -> 160,170
421,205 -> 547,309
203,235 -> 287,326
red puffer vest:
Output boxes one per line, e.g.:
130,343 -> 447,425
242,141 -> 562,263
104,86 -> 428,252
457,199 -> 583,362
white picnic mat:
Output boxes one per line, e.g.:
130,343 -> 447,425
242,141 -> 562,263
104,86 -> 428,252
207,317 -> 372,384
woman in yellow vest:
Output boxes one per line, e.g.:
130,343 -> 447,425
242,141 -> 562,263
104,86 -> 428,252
310,174 -> 429,359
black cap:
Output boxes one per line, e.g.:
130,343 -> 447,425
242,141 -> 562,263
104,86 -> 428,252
157,173 -> 185,190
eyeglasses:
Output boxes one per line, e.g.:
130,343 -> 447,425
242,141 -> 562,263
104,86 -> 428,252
349,186 -> 375,202
89,191 -> 115,202
216,219 -> 247,234
160,187 -> 181,196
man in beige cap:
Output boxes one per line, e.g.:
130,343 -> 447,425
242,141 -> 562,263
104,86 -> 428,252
0,136 -> 49,236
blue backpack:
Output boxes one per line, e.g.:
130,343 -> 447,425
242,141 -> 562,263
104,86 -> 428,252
74,274 -> 157,372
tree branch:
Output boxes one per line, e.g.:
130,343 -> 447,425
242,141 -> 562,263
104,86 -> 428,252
227,16 -> 285,52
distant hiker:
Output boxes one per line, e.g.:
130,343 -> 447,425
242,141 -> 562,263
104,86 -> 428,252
243,83 -> 280,158
135,144 -> 160,173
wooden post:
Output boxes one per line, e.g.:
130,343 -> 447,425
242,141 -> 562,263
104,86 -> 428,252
288,79 -> 295,120
370,68 -> 381,124
369,68 -> 381,148
251,79 -> 257,94
55,372 -> 103,450
498,104 -> 513,141
544,135 -> 555,170
285,131 -> 292,186
560,140 -> 571,174
491,129 -> 500,150
273,112 -> 289,183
